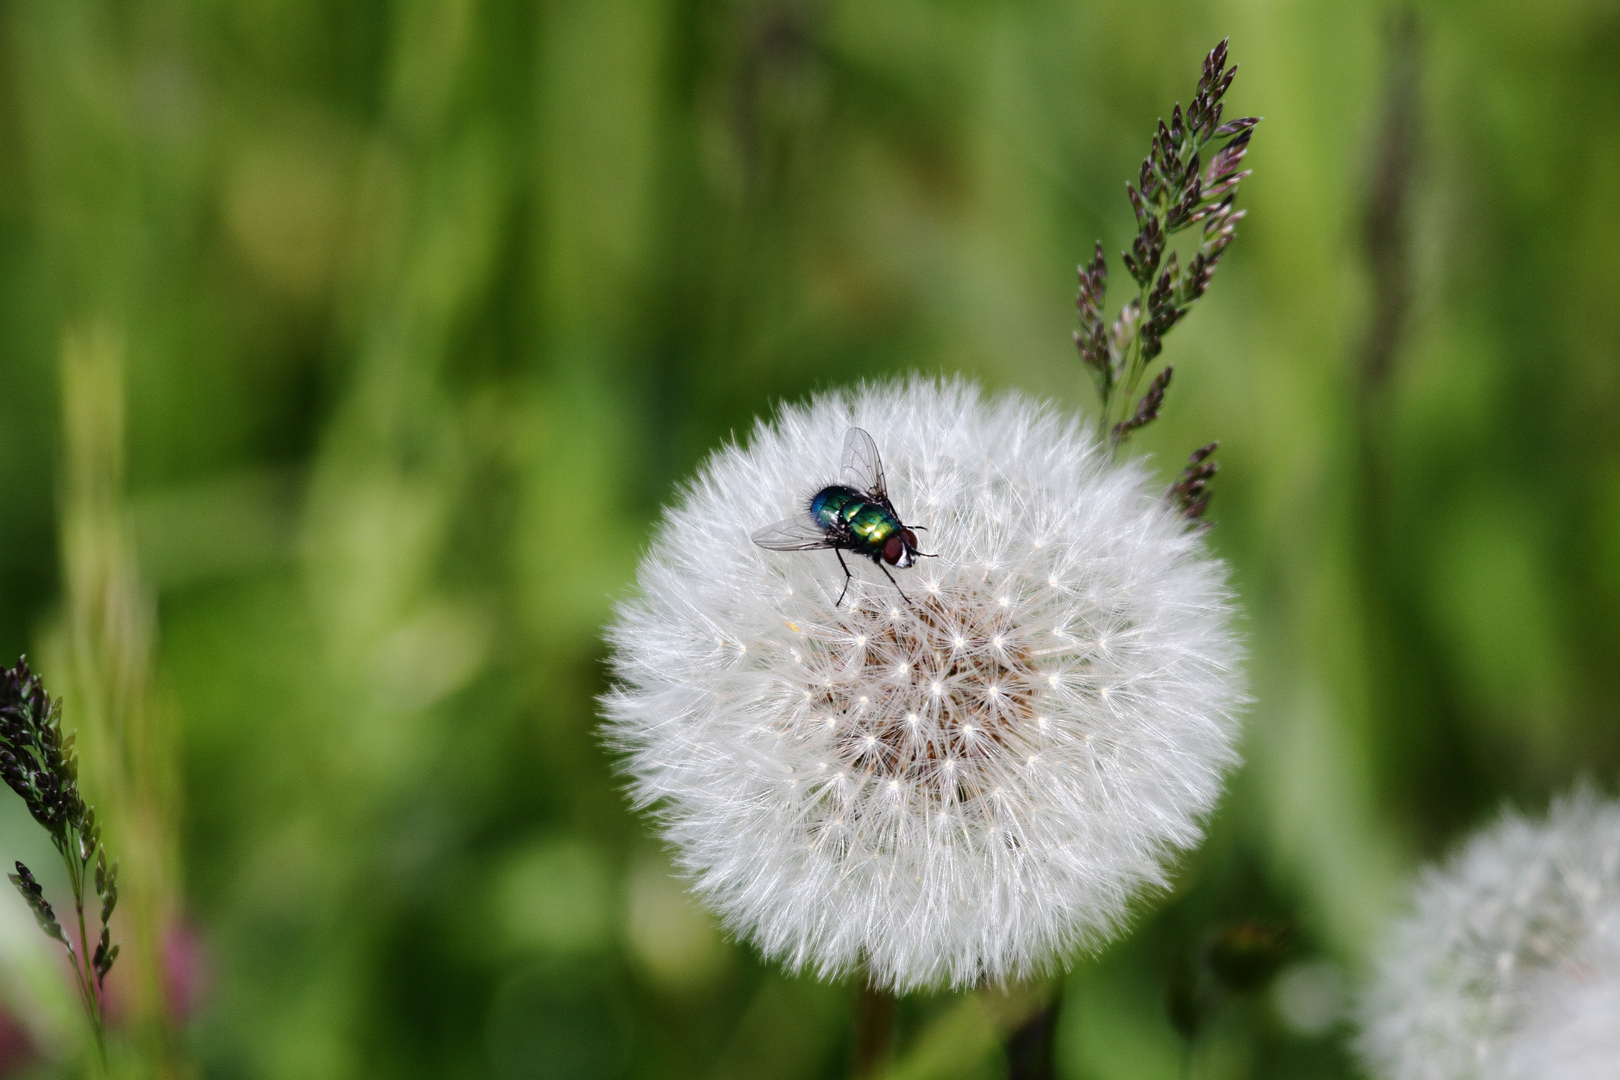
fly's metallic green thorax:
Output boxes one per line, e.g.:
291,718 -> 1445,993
809,485 -> 901,554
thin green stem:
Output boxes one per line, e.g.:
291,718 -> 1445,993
1118,299 -> 1152,431
59,834 -> 107,1069
55,846 -> 91,1010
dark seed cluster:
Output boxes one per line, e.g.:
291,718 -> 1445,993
1114,364 -> 1173,442
8,861 -> 66,945
1074,39 -> 1258,519
1168,442 -> 1220,523
0,656 -> 85,836
0,657 -> 120,1016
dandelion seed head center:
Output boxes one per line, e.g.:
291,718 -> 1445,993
795,594 -> 1051,803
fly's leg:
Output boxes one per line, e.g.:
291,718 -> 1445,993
878,562 -> 912,606
835,549 -> 853,607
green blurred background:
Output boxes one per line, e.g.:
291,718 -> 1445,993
0,1 -> 1616,1077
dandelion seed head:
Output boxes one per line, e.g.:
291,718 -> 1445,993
603,378 -> 1244,990
1357,788 -> 1620,1080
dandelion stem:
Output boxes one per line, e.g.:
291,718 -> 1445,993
851,979 -> 894,1077
1003,986 -> 1061,1080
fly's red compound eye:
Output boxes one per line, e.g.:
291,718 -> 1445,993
901,529 -> 918,550
882,535 -> 904,565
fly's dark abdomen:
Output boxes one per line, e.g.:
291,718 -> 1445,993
809,485 -> 900,557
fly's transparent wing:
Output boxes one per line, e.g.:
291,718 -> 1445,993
751,515 -> 836,551
840,426 -> 887,500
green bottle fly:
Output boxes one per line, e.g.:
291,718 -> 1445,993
752,427 -> 929,606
